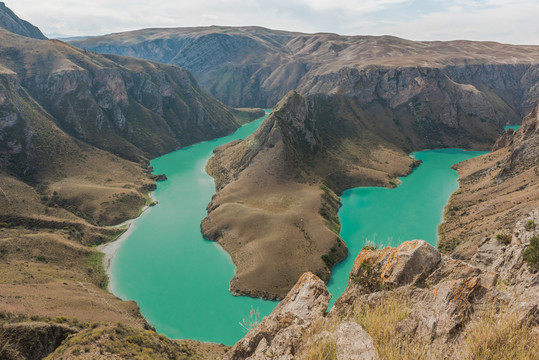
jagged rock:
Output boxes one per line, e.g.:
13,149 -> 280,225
400,275 -> 482,341
492,128 -> 516,151
335,322 -> 379,360
224,272 -> 330,360
377,240 -> 442,287
335,240 -> 441,309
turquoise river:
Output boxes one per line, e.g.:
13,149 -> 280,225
110,111 -> 488,344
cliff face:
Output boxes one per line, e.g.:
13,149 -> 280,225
0,30 -> 245,168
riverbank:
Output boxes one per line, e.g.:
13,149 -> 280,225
98,192 -> 156,292
100,113 -> 277,345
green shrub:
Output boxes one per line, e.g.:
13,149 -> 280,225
525,219 -> 535,231
522,235 -> 539,272
319,184 -> 330,193
496,233 -> 512,245
321,254 -> 334,267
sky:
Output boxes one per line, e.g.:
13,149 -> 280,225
7,0 -> 539,44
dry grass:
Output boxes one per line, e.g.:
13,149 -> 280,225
45,323 -> 219,360
351,292 -> 538,360
298,315 -> 340,360
455,309 -> 539,360
303,337 -> 337,360
354,293 -> 440,359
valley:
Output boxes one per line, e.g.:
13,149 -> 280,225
0,2 -> 537,359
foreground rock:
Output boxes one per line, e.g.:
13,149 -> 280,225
228,233 -> 537,359
224,272 -> 331,359
224,272 -> 379,360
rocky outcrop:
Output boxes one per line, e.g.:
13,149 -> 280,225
224,272 -> 379,360
229,232 -> 537,359
335,240 -> 441,307
334,322 -> 379,360
224,273 -> 330,359
337,234 -> 537,346
0,2 -> 46,40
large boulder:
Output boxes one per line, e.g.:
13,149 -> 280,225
335,240 -> 441,309
335,321 -> 379,360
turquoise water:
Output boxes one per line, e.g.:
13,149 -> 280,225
504,125 -> 521,131
110,112 -> 276,345
326,149 -> 487,307
111,111 -> 488,343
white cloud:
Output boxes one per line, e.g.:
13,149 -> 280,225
5,0 -> 539,44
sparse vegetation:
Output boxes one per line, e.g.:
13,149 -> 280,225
239,306 -> 261,332
319,184 -> 330,193
438,237 -> 462,254
525,219 -> 535,231
46,323 -> 203,359
351,262 -> 383,293
86,252 -> 108,290
354,293 -> 435,359
455,308 -> 539,360
303,337 -> 336,360
522,235 -> 539,272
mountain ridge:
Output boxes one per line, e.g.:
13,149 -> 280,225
70,26 -> 539,109
0,2 -> 46,40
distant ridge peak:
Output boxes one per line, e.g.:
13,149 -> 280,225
0,2 -> 47,39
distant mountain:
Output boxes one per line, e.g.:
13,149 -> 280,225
0,1 -> 46,39
70,26 -> 539,112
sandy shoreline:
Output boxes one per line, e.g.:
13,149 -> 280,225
98,192 -> 156,293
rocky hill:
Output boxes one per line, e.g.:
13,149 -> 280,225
202,71 -> 539,299
439,102 -> 539,257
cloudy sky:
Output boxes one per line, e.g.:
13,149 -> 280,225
8,0 -> 539,44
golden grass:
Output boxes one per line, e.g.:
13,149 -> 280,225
351,292 -> 538,360
298,315 -> 340,360
303,337 -> 337,360
455,309 -> 539,360
354,293 -> 439,359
